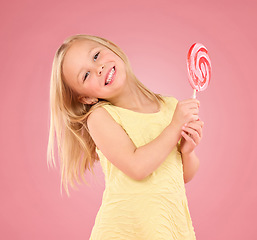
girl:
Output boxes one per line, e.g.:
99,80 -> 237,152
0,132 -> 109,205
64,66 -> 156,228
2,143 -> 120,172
47,34 -> 203,240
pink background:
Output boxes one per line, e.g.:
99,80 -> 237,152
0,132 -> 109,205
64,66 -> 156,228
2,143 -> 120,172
0,0 -> 256,239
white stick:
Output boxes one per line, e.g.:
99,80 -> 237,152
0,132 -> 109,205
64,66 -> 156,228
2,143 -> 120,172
192,89 -> 196,99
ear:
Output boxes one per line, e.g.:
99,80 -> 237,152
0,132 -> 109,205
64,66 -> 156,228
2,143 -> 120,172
78,96 -> 98,105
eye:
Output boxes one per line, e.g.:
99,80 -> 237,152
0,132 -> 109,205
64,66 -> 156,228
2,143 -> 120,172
83,51 -> 100,82
94,51 -> 100,62
83,71 -> 89,82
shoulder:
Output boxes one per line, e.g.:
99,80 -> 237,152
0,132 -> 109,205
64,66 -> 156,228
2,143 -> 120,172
86,105 -> 121,132
87,106 -> 110,127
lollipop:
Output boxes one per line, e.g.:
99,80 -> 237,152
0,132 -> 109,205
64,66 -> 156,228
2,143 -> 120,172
187,43 -> 211,98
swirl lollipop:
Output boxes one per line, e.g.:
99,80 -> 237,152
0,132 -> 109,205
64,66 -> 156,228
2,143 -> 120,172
187,43 -> 211,98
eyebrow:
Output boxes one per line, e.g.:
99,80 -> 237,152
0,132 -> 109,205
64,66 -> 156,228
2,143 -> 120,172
76,47 -> 96,82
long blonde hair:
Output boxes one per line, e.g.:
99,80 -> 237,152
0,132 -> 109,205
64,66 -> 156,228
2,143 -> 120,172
47,34 -> 165,197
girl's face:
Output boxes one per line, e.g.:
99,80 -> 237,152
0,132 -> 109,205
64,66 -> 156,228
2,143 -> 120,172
62,39 -> 127,103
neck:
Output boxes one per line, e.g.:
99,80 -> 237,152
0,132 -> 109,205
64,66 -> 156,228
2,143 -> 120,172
106,78 -> 153,111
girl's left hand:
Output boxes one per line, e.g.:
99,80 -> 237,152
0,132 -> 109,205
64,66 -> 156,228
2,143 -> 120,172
179,119 -> 204,155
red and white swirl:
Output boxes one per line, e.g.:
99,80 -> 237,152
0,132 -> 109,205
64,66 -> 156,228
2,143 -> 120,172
187,43 -> 211,92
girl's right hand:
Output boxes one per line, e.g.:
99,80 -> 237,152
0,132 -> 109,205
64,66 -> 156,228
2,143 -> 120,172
171,98 -> 200,130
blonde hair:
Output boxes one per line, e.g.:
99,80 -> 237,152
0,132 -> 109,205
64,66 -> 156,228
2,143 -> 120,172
47,34 -> 165,197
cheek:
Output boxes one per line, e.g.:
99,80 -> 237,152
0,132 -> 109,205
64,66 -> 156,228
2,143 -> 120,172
90,79 -> 103,90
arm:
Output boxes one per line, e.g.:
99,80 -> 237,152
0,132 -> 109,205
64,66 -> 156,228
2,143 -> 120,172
133,121 -> 182,179
179,118 -> 204,183
181,151 -> 200,183
135,98 -> 201,180
87,99 -> 199,181
87,107 -> 182,181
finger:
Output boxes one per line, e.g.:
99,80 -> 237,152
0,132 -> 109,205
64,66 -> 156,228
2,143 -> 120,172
191,125 -> 202,139
184,122 -> 200,132
185,121 -> 203,132
182,98 -> 200,105
186,120 -> 204,128
184,111 -> 200,124
189,114 -> 200,122
182,126 -> 199,138
194,120 -> 204,128
181,131 -> 197,146
190,108 -> 200,115
185,102 -> 200,110
180,99 -> 200,108
185,121 -> 203,139
182,126 -> 200,143
197,121 -> 204,130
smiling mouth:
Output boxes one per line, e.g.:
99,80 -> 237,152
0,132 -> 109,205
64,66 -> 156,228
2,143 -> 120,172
105,66 -> 116,85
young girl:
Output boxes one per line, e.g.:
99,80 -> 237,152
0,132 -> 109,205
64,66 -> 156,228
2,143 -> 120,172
47,34 -> 203,240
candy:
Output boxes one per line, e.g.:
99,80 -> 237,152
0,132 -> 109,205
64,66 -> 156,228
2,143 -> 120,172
187,43 -> 211,98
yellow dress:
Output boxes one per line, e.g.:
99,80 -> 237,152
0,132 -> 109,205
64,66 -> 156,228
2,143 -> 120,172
89,96 -> 196,240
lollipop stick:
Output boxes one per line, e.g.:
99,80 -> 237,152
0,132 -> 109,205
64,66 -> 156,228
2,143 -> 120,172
192,89 -> 196,99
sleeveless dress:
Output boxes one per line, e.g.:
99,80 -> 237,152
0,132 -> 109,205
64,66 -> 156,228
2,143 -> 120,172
89,96 -> 196,240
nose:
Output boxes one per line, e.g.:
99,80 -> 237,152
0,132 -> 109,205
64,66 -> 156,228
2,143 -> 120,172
97,65 -> 105,76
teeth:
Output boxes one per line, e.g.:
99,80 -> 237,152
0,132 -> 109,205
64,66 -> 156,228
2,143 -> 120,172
106,68 -> 115,84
